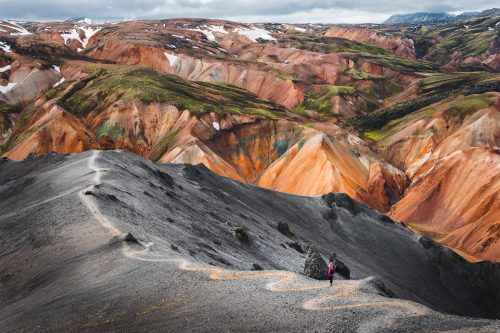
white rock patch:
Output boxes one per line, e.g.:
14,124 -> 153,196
212,122 -> 220,131
407,152 -> 431,176
164,52 -> 178,65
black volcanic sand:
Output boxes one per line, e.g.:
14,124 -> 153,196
0,151 -> 499,332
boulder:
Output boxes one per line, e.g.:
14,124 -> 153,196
335,259 -> 351,279
304,247 -> 327,280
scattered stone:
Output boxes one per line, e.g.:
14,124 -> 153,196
252,263 -> 263,271
304,247 -> 327,280
379,214 -> 394,224
234,227 -> 249,243
359,276 -> 395,298
156,169 -> 175,187
419,236 -> 436,249
26,152 -> 37,160
122,232 -> 139,244
277,222 -> 295,237
287,241 -> 304,253
170,244 -> 179,252
107,194 -> 118,202
1,272 -> 12,282
335,259 -> 351,279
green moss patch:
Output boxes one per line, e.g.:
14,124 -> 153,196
293,85 -> 356,115
148,129 -> 180,162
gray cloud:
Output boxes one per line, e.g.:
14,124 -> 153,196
0,0 -> 498,23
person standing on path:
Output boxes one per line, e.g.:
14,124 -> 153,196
327,260 -> 335,286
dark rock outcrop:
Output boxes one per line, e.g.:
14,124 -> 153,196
304,247 -> 327,280
335,260 -> 351,280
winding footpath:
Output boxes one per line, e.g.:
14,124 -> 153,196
80,150 -> 436,332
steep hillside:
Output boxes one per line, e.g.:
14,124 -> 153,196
0,151 -> 499,333
354,73 -> 500,261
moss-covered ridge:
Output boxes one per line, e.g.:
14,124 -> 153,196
364,93 -> 494,144
410,15 -> 499,65
0,102 -> 20,134
58,65 -> 288,119
347,72 -> 500,131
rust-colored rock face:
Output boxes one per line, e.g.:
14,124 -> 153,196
1,17 -> 499,262
390,148 -> 499,262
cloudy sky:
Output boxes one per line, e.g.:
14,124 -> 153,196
0,0 -> 498,23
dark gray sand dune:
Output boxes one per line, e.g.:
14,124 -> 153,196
0,150 -> 499,332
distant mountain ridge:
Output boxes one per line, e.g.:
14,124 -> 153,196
383,8 -> 500,25
64,17 -> 93,25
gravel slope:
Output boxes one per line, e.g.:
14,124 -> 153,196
0,150 -> 499,332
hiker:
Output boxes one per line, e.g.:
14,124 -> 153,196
327,260 -> 335,286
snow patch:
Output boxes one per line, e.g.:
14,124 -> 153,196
234,26 -> 276,42
52,65 -> 64,87
61,29 -> 83,45
61,26 -> 101,50
0,41 -> 11,53
188,25 -> 228,41
164,52 -> 178,65
294,27 -> 306,32
53,77 -> 66,87
212,122 -> 220,131
0,20 -> 31,35
0,65 -> 11,73
80,26 -> 101,48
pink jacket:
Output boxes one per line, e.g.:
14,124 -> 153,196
327,264 -> 335,277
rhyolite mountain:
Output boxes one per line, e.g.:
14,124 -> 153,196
0,13 -> 499,266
